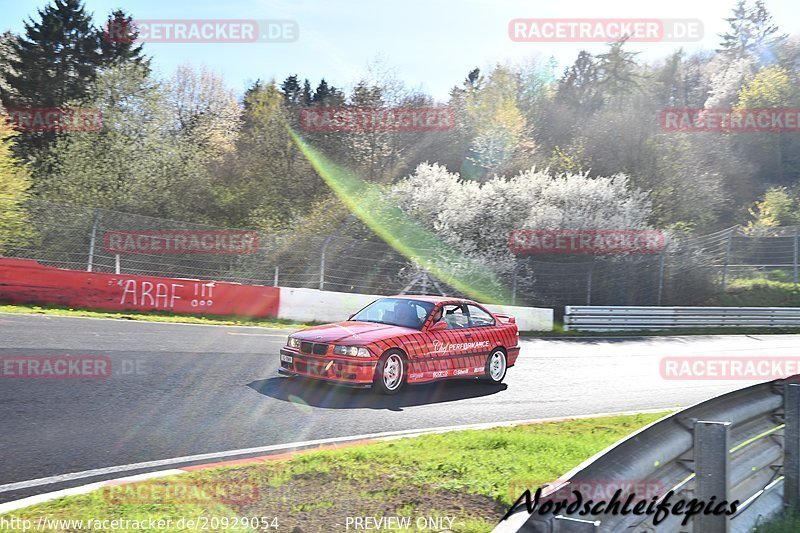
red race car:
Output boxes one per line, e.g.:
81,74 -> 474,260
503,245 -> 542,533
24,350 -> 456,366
278,295 -> 520,394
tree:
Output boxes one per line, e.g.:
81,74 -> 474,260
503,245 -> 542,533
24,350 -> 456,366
595,40 -> 645,107
34,64 -> 221,222
3,0 -> 101,109
391,163 -> 653,267
464,65 -> 532,179
0,121 -> 32,250
99,9 -> 148,68
718,0 -> 786,60
311,79 -> 345,106
223,80 -> 322,229
280,74 -> 302,106
733,65 -> 799,185
556,51 -> 601,111
167,64 -> 241,160
747,187 -> 799,229
0,32 -> 19,102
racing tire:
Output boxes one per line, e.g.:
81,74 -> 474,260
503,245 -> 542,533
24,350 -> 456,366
373,350 -> 406,395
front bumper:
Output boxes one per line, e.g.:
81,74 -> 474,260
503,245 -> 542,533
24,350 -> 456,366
278,348 -> 377,386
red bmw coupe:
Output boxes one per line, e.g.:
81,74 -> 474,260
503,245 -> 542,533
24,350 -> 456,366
278,295 -> 520,394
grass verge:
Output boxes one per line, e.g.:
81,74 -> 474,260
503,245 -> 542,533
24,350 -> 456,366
706,278 -> 800,307
0,412 -> 668,532
755,510 -> 800,532
0,303 -> 315,329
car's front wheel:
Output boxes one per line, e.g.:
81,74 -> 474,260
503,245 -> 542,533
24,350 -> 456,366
373,350 -> 406,395
484,348 -> 507,384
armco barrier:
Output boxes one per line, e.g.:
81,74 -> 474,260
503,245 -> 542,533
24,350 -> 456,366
0,258 -> 554,330
0,258 -> 280,317
564,305 -> 800,331
495,378 -> 798,532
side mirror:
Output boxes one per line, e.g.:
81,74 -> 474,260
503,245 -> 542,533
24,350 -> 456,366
430,321 -> 448,331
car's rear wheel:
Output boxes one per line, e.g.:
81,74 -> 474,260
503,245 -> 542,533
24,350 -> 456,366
484,348 -> 507,384
373,350 -> 405,395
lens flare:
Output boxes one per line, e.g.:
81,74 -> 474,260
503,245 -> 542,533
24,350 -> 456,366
289,129 -> 510,304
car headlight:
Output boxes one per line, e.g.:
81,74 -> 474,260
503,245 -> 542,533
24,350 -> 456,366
333,345 -> 371,357
287,337 -> 301,348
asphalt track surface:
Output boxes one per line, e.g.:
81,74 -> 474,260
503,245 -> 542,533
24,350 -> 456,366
1,313 -> 798,504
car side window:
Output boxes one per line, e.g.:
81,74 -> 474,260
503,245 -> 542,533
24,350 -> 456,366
467,305 -> 495,327
442,304 -> 469,329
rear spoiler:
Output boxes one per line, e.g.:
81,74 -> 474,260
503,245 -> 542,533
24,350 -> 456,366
494,314 -> 516,324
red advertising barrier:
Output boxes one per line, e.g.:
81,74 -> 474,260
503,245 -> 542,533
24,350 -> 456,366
0,258 -> 280,318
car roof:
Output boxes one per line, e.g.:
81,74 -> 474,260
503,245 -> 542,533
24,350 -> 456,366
385,295 -> 475,304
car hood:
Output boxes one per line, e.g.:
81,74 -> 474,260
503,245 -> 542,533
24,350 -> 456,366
291,321 -> 417,344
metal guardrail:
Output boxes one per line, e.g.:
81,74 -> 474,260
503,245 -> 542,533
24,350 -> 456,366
494,378 -> 800,532
564,306 -> 800,331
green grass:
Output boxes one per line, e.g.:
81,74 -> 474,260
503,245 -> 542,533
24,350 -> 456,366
755,510 -> 800,532
0,303 -> 316,329
706,278 -> 800,307
0,412 -> 668,532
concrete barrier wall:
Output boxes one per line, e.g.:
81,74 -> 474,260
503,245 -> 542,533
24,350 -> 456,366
278,287 -> 554,331
277,287 -> 377,324
483,303 -> 554,332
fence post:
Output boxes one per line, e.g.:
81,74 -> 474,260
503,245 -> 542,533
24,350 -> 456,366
511,260 -> 519,305
657,246 -> 667,306
793,228 -> 798,285
586,259 -> 595,305
694,420 -> 731,533
319,236 -> 332,291
114,254 -> 120,275
721,228 -> 735,289
86,209 -> 99,272
785,384 -> 800,509
273,265 -> 279,287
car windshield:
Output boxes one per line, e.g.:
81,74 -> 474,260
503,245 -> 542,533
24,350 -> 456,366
351,298 -> 435,330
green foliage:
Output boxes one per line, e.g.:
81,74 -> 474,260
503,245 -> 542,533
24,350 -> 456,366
707,278 -> 800,306
747,187 -> 800,229
33,64 -> 222,222
0,123 -> 32,249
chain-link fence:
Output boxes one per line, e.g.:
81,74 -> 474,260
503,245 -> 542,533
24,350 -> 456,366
2,199 -> 798,311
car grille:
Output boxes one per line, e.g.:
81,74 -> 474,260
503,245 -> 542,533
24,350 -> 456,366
300,342 -> 329,355
312,343 -> 329,355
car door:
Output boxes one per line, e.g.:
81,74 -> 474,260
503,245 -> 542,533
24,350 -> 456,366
461,304 -> 499,375
434,303 -> 477,377
413,303 -> 462,380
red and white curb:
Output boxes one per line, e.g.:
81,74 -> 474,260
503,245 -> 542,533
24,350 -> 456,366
0,409 -> 670,516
